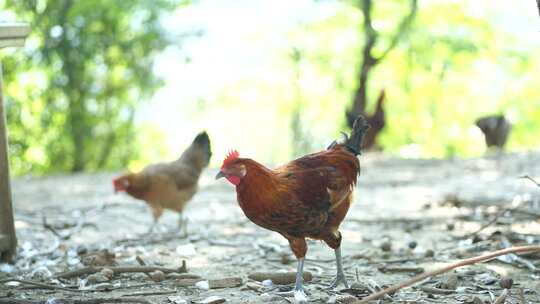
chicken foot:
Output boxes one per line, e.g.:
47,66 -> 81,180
274,257 -> 308,303
328,246 -> 349,289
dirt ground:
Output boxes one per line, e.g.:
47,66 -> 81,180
1,151 -> 540,303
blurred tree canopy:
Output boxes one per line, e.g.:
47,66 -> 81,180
2,0 -> 181,174
203,1 -> 540,162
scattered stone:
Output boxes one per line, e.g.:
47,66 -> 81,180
446,222 -> 455,231
245,282 -> 263,292
439,273 -> 458,290
208,277 -> 243,289
261,279 -> 273,288
76,245 -> 88,255
380,241 -> 392,252
280,253 -> 293,265
474,273 -> 498,285
425,249 -> 435,258
408,240 -> 418,249
248,272 -> 313,285
81,249 -> 116,266
100,268 -> 114,280
261,294 -> 287,303
199,296 -> 226,304
335,295 -> 357,303
349,281 -> 370,292
168,296 -> 188,304
150,270 -> 165,282
195,280 -> 210,290
499,276 -> 513,289
174,278 -> 202,287
87,272 -> 110,284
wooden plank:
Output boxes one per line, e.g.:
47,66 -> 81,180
0,23 -> 31,40
0,62 -> 16,261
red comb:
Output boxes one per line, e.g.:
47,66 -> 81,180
221,150 -> 239,168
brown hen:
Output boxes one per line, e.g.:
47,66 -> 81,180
113,132 -> 211,233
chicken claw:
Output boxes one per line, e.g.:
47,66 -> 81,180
273,257 -> 309,303
328,247 -> 349,289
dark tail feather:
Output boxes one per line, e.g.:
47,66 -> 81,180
192,131 -> 212,163
345,115 -> 370,156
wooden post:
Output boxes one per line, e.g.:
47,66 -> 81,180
0,23 -> 30,262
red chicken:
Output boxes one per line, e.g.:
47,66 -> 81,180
216,116 -> 369,302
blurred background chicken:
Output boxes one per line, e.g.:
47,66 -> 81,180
216,116 -> 369,303
113,132 -> 211,234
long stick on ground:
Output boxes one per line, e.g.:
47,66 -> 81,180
0,298 -> 152,304
0,278 -> 81,292
56,265 -> 187,279
355,245 -> 540,303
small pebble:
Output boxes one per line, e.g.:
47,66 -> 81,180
150,270 -> 165,282
174,278 -> 201,287
335,295 -> 357,303
167,296 -> 187,304
425,249 -> 435,257
87,273 -> 109,284
280,254 -> 293,265
245,282 -> 263,291
446,222 -> 455,231
208,277 -> 243,289
100,268 -> 114,280
262,279 -> 273,288
380,241 -> 392,252
440,273 -> 458,290
499,276 -> 513,289
195,280 -> 210,290
76,245 -> 88,255
200,296 -> 226,304
408,240 -> 418,249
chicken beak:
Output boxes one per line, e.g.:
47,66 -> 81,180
215,171 -> 226,180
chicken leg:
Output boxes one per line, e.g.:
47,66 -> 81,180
293,257 -> 307,303
178,211 -> 189,237
274,257 -> 307,303
328,246 -> 349,289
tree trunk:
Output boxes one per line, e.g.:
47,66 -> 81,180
347,0 -> 418,149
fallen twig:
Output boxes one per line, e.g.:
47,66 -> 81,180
520,175 -> 540,188
136,256 -> 154,280
377,265 -> 424,274
0,278 -> 81,292
121,290 -> 177,297
456,208 -> 510,240
0,298 -> 152,304
365,256 -> 428,264
419,286 -> 455,295
56,265 -> 187,279
493,288 -> 509,304
43,216 -> 70,240
248,272 -> 313,285
355,245 -> 540,303
498,235 -> 537,271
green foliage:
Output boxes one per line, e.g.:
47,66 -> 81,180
209,1 -> 540,161
2,0 -> 180,174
